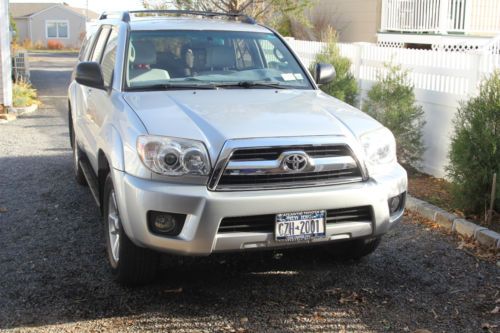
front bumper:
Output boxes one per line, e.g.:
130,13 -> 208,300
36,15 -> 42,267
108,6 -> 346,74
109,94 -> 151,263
112,164 -> 407,255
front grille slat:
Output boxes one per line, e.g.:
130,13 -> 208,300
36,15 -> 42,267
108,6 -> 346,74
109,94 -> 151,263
230,145 -> 351,161
219,169 -> 361,186
218,206 -> 372,233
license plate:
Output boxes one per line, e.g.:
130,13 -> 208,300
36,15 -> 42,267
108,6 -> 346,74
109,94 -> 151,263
275,210 -> 326,241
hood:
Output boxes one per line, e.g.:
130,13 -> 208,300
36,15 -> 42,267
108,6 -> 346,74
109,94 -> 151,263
123,89 -> 382,159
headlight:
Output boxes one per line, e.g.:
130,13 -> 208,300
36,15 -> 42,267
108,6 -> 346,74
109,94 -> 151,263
359,127 -> 396,175
137,135 -> 211,176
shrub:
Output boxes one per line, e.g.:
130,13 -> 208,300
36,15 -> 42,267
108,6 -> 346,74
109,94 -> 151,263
47,40 -> 63,50
362,63 -> 426,166
447,71 -> 500,216
12,79 -> 39,107
21,39 -> 33,50
33,41 -> 44,50
311,29 -> 358,106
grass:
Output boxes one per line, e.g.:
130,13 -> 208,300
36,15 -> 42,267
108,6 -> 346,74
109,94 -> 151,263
27,49 -> 79,54
12,79 -> 40,108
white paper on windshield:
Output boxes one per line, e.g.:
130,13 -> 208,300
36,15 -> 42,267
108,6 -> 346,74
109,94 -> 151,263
281,73 -> 296,81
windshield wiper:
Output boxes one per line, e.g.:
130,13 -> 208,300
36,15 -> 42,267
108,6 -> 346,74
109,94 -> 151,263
215,81 -> 287,89
127,83 -> 218,91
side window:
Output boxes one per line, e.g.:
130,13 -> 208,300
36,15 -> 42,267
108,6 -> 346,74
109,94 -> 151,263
78,38 -> 88,61
258,39 -> 287,66
91,26 -> 111,63
100,29 -> 119,88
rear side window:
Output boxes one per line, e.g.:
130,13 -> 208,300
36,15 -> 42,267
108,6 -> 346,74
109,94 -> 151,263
100,29 -> 119,88
91,26 -> 111,63
78,37 -> 90,61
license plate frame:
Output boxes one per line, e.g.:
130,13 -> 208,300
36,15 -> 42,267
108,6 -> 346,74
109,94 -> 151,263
275,210 -> 326,241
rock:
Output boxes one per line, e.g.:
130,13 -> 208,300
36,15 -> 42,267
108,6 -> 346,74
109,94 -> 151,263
452,219 -> 485,238
0,114 -> 16,121
475,229 -> 500,249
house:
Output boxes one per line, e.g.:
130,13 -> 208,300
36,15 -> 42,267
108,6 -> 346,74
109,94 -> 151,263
379,0 -> 500,50
10,2 -> 99,48
310,0 -> 500,50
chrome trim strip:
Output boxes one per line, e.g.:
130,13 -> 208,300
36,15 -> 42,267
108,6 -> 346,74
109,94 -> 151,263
207,136 -> 369,191
225,154 -> 357,175
214,176 -> 364,192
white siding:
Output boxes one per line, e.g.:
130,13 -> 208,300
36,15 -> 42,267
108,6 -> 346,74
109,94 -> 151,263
312,0 -> 381,43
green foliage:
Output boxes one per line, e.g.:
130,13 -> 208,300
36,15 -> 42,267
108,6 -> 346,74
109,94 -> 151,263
12,79 -> 39,107
312,31 -> 358,106
447,71 -> 500,215
362,63 -> 425,166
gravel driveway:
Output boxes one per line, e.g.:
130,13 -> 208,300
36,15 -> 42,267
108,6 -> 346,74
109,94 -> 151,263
0,53 -> 498,333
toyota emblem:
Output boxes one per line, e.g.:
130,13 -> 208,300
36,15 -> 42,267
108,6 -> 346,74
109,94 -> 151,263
282,152 -> 309,172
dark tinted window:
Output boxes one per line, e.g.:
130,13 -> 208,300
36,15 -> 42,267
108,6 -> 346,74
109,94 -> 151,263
91,26 -> 111,63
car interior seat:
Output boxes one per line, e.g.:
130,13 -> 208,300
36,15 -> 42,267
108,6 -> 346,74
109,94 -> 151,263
128,40 -> 170,87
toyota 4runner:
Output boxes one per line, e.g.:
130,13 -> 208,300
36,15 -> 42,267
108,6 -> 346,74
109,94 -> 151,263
68,10 -> 407,285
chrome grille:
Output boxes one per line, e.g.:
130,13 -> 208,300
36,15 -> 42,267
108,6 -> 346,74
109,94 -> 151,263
212,143 -> 365,191
218,206 -> 372,233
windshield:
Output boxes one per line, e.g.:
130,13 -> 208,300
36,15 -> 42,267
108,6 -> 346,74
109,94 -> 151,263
125,30 -> 313,90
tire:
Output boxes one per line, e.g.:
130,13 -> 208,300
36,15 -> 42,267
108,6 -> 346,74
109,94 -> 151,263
103,174 -> 160,286
70,119 -> 87,186
326,236 -> 382,260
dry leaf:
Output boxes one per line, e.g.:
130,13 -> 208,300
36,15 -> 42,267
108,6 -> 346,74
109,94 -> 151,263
490,306 -> 499,314
482,322 -> 498,331
339,291 -> 364,304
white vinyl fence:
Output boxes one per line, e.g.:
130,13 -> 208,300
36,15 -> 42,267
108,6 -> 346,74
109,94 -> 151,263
287,38 -> 500,177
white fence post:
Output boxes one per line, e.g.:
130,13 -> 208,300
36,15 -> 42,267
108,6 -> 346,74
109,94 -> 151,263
0,0 -> 13,108
352,42 -> 364,108
468,51 -> 482,96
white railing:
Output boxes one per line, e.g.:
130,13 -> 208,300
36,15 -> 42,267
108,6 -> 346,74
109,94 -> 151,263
381,0 -> 500,35
287,38 -> 500,177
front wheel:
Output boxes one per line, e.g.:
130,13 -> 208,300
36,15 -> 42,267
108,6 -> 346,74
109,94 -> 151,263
103,174 -> 160,286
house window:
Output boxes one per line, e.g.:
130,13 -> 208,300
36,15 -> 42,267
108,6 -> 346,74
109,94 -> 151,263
46,21 -> 69,39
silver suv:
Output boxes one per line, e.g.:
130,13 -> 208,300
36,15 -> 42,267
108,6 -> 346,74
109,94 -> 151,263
69,10 -> 407,285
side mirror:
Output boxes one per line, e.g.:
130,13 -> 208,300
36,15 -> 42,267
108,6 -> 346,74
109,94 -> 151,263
75,62 -> 105,90
314,63 -> 336,85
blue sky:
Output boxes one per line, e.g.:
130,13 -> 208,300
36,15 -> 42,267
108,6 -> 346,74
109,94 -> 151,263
10,0 -> 146,15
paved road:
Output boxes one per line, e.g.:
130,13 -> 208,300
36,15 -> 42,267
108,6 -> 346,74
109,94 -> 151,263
0,53 -> 498,333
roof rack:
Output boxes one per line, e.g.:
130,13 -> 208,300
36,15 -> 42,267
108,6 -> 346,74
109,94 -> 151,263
99,10 -> 256,24
99,11 -> 131,22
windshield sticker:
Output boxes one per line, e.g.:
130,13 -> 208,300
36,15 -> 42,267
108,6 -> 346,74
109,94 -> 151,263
281,73 -> 296,81
294,73 -> 304,80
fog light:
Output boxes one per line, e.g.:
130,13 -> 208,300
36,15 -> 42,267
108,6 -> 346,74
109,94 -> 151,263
147,211 -> 186,236
388,193 -> 405,214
